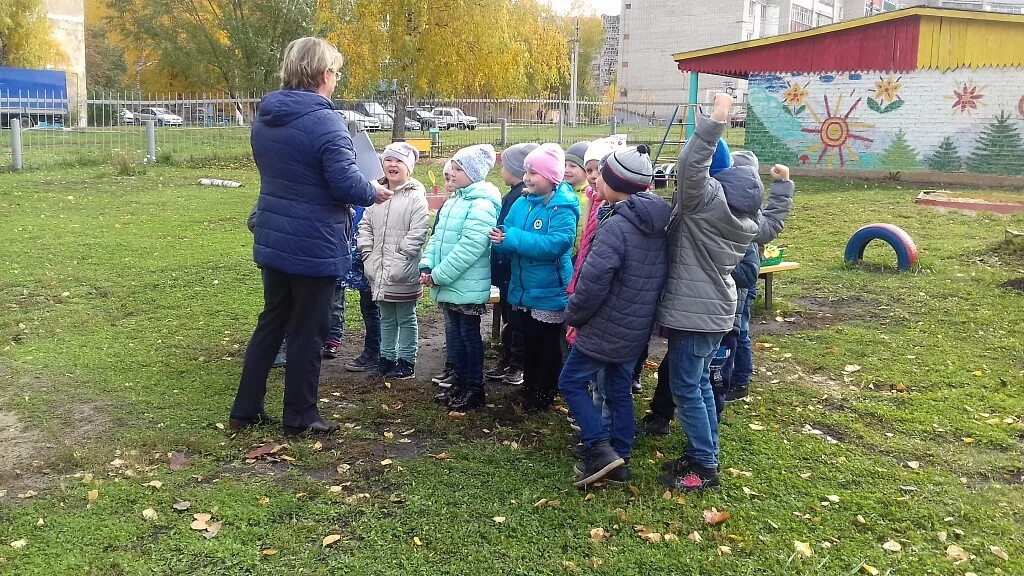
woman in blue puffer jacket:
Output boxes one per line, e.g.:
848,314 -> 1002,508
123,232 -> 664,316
230,37 -> 390,437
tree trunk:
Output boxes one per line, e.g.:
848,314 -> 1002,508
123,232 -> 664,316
392,88 -> 407,141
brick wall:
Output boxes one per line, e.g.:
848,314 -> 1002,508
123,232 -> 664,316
746,69 -> 1024,176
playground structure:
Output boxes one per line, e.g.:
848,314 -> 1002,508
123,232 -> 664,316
844,224 -> 919,271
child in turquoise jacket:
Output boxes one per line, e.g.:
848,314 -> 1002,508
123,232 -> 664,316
420,144 -> 501,412
491,143 -> 580,412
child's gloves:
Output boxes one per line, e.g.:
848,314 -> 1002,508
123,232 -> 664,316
711,93 -> 735,123
770,164 -> 790,181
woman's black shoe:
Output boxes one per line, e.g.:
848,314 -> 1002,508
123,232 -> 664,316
282,419 -> 340,437
229,410 -> 280,431
446,389 -> 485,412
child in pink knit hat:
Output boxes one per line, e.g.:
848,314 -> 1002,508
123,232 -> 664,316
523,143 -> 566,187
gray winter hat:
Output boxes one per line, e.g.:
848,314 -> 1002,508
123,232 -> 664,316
452,144 -> 496,183
600,144 -> 654,194
565,141 -> 591,169
500,142 -> 539,180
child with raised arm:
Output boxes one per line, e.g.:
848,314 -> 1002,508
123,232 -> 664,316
656,93 -> 762,491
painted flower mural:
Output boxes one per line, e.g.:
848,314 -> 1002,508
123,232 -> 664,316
800,94 -> 874,168
949,82 -> 985,114
866,75 -> 904,113
782,80 -> 810,116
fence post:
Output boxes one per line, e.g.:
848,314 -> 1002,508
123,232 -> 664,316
11,118 -> 23,170
145,120 -> 156,162
557,114 -> 564,145
499,118 -> 508,146
610,115 -> 617,136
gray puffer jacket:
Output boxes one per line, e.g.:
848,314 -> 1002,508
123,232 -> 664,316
657,116 -> 760,333
358,178 -> 430,302
730,151 -> 795,244
567,192 -> 671,363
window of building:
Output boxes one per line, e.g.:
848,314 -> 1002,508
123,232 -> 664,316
749,1 -> 756,16
624,2 -> 631,8
816,11 -> 833,25
818,0 -> 834,6
790,4 -> 813,31
988,3 -> 1024,13
622,61 -> 628,68
623,33 -> 629,40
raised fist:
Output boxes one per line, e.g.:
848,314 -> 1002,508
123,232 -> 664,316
770,164 -> 790,181
711,92 -> 735,122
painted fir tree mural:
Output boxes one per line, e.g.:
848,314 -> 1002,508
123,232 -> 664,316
927,136 -> 962,173
879,129 -> 919,171
968,111 -> 1024,176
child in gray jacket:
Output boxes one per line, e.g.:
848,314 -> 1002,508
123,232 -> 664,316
656,92 -> 761,492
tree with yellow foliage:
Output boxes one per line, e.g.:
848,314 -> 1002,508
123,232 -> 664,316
0,0 -> 66,68
318,0 -> 569,138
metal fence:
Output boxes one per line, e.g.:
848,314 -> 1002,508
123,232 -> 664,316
1,91 -> 747,171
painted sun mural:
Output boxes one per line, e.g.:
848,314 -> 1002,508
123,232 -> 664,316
800,93 -> 875,168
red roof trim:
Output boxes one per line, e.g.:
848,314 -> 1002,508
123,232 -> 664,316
676,18 -> 921,78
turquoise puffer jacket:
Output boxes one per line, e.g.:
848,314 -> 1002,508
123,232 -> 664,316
495,182 -> 580,311
420,181 -> 501,304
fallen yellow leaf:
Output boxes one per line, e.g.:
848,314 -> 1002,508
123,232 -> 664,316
860,563 -> 880,575
661,490 -> 672,500
688,531 -> 702,543
664,533 -> 679,542
937,531 -> 947,542
703,508 -> 731,526
313,441 -> 323,451
413,536 -> 423,546
258,496 -> 270,506
383,432 -> 394,439
844,364 -> 861,373
717,545 -> 732,556
856,515 -> 867,525
141,508 -> 158,521
882,539 -> 903,552
946,544 -> 969,561
10,539 -> 27,549
144,480 -> 163,490
322,534 -> 341,547
990,546 -> 1009,561
971,370 -> 984,377
748,424 -> 766,431
87,489 -> 98,507
203,521 -> 223,539
380,459 -> 393,466
727,468 -> 753,478
193,513 -> 212,523
589,527 -> 607,542
963,437 -> 975,444
583,493 -> 595,502
190,519 -> 209,530
492,516 -> 506,524
260,548 -> 278,556
794,540 -> 813,558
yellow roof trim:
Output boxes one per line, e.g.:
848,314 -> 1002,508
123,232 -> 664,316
672,7 -> 1024,62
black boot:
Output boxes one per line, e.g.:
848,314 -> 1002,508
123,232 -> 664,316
375,358 -> 396,377
435,384 -> 464,405
446,387 -> 485,412
641,412 -> 671,436
573,439 -> 624,488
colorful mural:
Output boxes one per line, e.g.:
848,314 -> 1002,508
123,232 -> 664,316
747,69 -> 1024,176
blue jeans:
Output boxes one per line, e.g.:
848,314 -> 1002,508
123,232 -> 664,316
443,308 -> 483,389
559,348 -> 637,458
326,285 -> 346,342
591,369 -> 612,431
379,300 -> 418,362
666,329 -> 726,469
731,284 -> 756,386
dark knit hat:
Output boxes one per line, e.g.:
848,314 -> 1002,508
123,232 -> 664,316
600,144 -> 654,194
500,142 -> 539,180
565,141 -> 591,170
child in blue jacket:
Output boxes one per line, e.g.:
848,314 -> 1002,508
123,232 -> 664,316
490,143 -> 580,413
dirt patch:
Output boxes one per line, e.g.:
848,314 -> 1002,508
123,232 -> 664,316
999,278 -> 1024,293
0,410 -> 45,485
749,295 -> 883,336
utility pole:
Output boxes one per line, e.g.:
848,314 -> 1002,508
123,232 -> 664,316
569,17 -> 579,128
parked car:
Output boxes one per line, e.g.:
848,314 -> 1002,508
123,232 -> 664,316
132,107 -> 184,126
355,102 -> 392,129
406,107 -> 446,130
399,115 -> 421,131
730,110 -> 747,128
431,107 -> 478,130
119,108 -> 136,125
336,109 -> 381,132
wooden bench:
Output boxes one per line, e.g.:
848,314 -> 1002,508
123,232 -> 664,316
404,137 -> 433,158
758,261 -> 800,312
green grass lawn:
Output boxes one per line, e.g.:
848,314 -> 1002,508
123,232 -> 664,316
0,163 -> 1022,574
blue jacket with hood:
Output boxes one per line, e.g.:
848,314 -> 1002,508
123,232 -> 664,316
495,181 -> 580,312
250,89 -> 377,278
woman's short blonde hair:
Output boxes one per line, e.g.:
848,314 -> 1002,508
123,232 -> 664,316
279,37 -> 344,91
